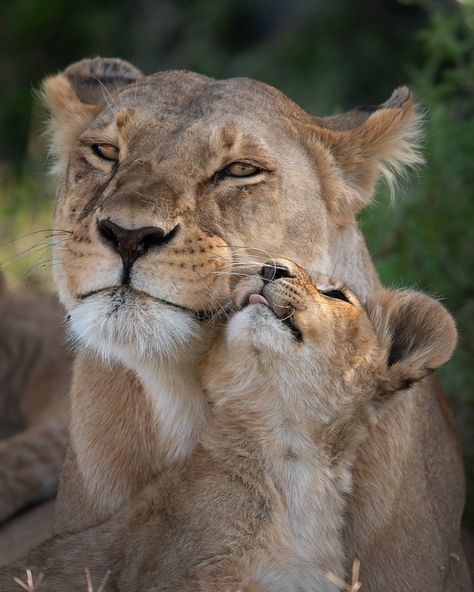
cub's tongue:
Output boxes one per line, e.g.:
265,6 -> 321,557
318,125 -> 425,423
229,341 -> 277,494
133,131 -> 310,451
248,293 -> 269,306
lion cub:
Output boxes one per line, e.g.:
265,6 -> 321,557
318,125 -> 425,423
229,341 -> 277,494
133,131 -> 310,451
0,260 -> 456,591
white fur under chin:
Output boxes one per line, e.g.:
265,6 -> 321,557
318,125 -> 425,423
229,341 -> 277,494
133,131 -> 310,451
68,288 -> 200,364
226,305 -> 293,356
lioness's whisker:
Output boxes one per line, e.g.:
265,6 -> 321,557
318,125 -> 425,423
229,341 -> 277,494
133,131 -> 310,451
17,249 -> 88,279
230,244 -> 279,266
187,275 -> 233,319
215,243 -> 276,256
215,261 -> 263,269
210,272 -> 255,280
0,238 -> 70,268
0,233 -> 72,258
207,303 -> 233,325
212,262 -> 266,274
0,228 -> 72,249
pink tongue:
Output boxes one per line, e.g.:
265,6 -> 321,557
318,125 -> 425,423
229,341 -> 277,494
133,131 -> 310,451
248,293 -> 269,306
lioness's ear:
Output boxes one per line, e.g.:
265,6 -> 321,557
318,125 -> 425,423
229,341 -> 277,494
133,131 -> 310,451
306,87 -> 423,214
42,57 -> 142,171
367,290 -> 457,395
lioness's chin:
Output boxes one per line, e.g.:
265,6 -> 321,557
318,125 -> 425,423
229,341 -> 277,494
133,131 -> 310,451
69,288 -> 201,363
226,305 -> 294,356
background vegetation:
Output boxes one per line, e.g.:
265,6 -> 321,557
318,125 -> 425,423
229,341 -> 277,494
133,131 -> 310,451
1,0 -> 473,525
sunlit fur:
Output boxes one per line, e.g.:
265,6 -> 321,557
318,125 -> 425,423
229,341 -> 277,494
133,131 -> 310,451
0,261 -> 458,591
28,57 -> 471,590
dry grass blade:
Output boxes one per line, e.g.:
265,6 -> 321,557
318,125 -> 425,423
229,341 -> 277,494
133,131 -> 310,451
326,559 -> 361,592
12,570 -> 44,591
96,571 -> 111,592
85,568 -> 93,592
351,559 -> 361,589
85,568 -> 111,592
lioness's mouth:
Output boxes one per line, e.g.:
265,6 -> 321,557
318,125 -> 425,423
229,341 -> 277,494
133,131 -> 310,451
245,292 -> 303,342
78,286 -> 211,320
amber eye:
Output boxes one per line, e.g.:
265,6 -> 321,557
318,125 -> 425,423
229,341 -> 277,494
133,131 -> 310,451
92,143 -> 120,161
226,162 -> 260,177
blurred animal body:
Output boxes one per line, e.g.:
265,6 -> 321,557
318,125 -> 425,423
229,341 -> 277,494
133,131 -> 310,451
0,271 -> 71,525
0,261 -> 459,591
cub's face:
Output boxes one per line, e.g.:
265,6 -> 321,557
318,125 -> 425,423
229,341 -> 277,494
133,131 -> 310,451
224,259 -> 457,410
45,58 -> 420,363
228,259 -> 382,400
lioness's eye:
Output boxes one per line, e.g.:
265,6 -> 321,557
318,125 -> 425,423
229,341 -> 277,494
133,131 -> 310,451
226,162 -> 259,177
92,144 -> 120,161
321,289 -> 351,304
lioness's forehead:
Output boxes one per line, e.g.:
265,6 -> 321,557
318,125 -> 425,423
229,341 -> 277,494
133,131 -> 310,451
85,71 -> 314,168
113,70 -> 311,124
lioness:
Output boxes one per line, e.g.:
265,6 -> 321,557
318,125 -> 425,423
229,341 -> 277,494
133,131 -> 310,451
40,57 -> 469,589
0,261 -> 457,591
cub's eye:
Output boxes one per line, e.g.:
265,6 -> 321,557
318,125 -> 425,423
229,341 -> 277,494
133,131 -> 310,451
225,162 -> 260,177
92,144 -> 120,161
321,289 -> 351,304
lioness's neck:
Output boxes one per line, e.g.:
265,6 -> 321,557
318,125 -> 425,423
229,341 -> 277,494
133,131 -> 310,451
322,221 -> 380,302
133,355 -> 207,467
64,351 -> 207,528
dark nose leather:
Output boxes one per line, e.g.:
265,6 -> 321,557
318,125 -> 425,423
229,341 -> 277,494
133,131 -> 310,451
97,219 -> 179,267
260,262 -> 293,283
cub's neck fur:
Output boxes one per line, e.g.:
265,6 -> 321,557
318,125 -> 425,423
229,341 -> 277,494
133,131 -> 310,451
203,356 -> 369,580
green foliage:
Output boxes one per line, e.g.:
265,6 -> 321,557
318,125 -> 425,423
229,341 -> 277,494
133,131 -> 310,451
360,106 -> 474,519
360,0 -> 474,525
0,0 -> 473,523
0,172 -> 55,290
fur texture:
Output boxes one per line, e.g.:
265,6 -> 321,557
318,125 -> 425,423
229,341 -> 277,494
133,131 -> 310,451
0,262 -> 458,591
31,57 -> 471,590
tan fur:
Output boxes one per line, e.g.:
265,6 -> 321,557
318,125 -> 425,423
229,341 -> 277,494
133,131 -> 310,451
36,57 -> 470,589
0,262 -> 458,591
0,272 -> 71,524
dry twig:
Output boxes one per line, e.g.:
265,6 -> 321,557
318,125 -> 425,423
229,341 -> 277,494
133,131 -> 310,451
85,568 -> 111,592
12,570 -> 44,592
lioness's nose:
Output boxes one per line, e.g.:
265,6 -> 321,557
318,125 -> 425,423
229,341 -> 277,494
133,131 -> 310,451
260,262 -> 293,282
97,219 -> 180,266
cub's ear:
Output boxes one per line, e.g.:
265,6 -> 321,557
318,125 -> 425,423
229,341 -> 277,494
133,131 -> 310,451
42,57 -> 142,171
304,87 -> 423,215
367,290 -> 457,396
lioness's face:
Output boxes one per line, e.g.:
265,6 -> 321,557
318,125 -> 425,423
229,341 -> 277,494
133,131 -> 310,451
54,74 -> 332,361
45,59 -> 419,362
